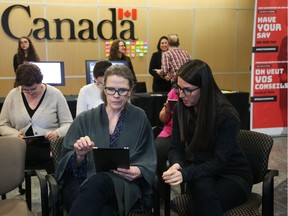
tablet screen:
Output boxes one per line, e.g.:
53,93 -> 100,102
93,147 -> 129,172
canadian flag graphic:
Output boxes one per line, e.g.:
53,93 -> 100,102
118,8 -> 137,20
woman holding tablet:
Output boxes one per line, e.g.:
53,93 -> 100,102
0,63 -> 73,172
55,64 -> 156,216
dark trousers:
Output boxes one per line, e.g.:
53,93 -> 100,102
155,136 -> 171,198
62,173 -> 117,216
186,177 -> 247,216
25,142 -> 54,174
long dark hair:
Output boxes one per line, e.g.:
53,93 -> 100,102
176,59 -> 239,150
16,36 -> 40,64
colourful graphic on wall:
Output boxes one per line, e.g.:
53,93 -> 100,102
250,0 -> 288,135
105,40 -> 148,58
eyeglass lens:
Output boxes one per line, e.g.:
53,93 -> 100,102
104,87 -> 129,96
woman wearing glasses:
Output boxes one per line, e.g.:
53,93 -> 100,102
55,64 -> 156,216
162,59 -> 253,215
76,60 -> 112,116
0,63 -> 73,172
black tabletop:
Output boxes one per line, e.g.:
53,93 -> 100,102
0,91 -> 250,129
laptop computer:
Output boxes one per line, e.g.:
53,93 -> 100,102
93,147 -> 130,172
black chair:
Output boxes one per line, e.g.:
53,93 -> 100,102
24,137 -> 54,212
164,130 -> 279,216
44,137 -> 160,216
134,82 -> 147,93
0,137 -> 48,216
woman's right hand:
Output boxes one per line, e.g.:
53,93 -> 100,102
163,101 -> 171,113
74,136 -> 94,163
18,131 -> 25,139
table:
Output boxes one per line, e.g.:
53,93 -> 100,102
0,91 -> 250,129
131,93 -> 167,127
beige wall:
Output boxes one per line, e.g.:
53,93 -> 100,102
0,0 -> 255,97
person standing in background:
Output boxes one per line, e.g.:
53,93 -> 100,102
155,34 -> 191,83
108,39 -> 137,83
149,36 -> 172,92
13,36 -> 40,72
76,60 -> 112,116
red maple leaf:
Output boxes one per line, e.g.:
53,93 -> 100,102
124,10 -> 131,18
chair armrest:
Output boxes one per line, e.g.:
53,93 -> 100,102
153,175 -> 160,216
164,183 -> 171,216
262,169 -> 279,216
46,174 -> 62,216
35,170 -> 49,216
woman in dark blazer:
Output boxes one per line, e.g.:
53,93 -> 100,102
149,36 -> 171,92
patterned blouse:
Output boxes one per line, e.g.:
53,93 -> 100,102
65,109 -> 126,183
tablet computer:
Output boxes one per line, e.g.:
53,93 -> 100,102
93,147 -> 130,172
23,135 -> 50,147
23,135 -> 45,139
23,135 -> 51,164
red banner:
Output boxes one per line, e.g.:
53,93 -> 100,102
251,0 -> 287,135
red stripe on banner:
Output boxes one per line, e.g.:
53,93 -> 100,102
132,9 -> 137,20
118,8 -> 123,19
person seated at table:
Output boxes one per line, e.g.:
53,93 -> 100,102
162,59 -> 253,215
108,39 -> 137,83
55,64 -> 156,216
76,60 -> 112,116
155,87 -> 178,198
0,63 -> 73,173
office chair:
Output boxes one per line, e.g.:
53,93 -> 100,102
0,137 -> 47,216
164,130 -> 279,216
24,137 -> 53,212
134,82 -> 147,93
45,137 -> 160,216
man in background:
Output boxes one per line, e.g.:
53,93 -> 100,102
156,34 -> 191,83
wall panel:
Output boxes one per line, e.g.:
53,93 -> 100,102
0,0 -> 255,96
194,10 -> 237,72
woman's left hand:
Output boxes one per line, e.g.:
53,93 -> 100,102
162,165 -> 183,185
45,131 -> 59,142
113,166 -> 142,181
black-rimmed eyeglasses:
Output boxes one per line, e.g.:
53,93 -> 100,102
173,84 -> 200,96
104,87 -> 130,96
